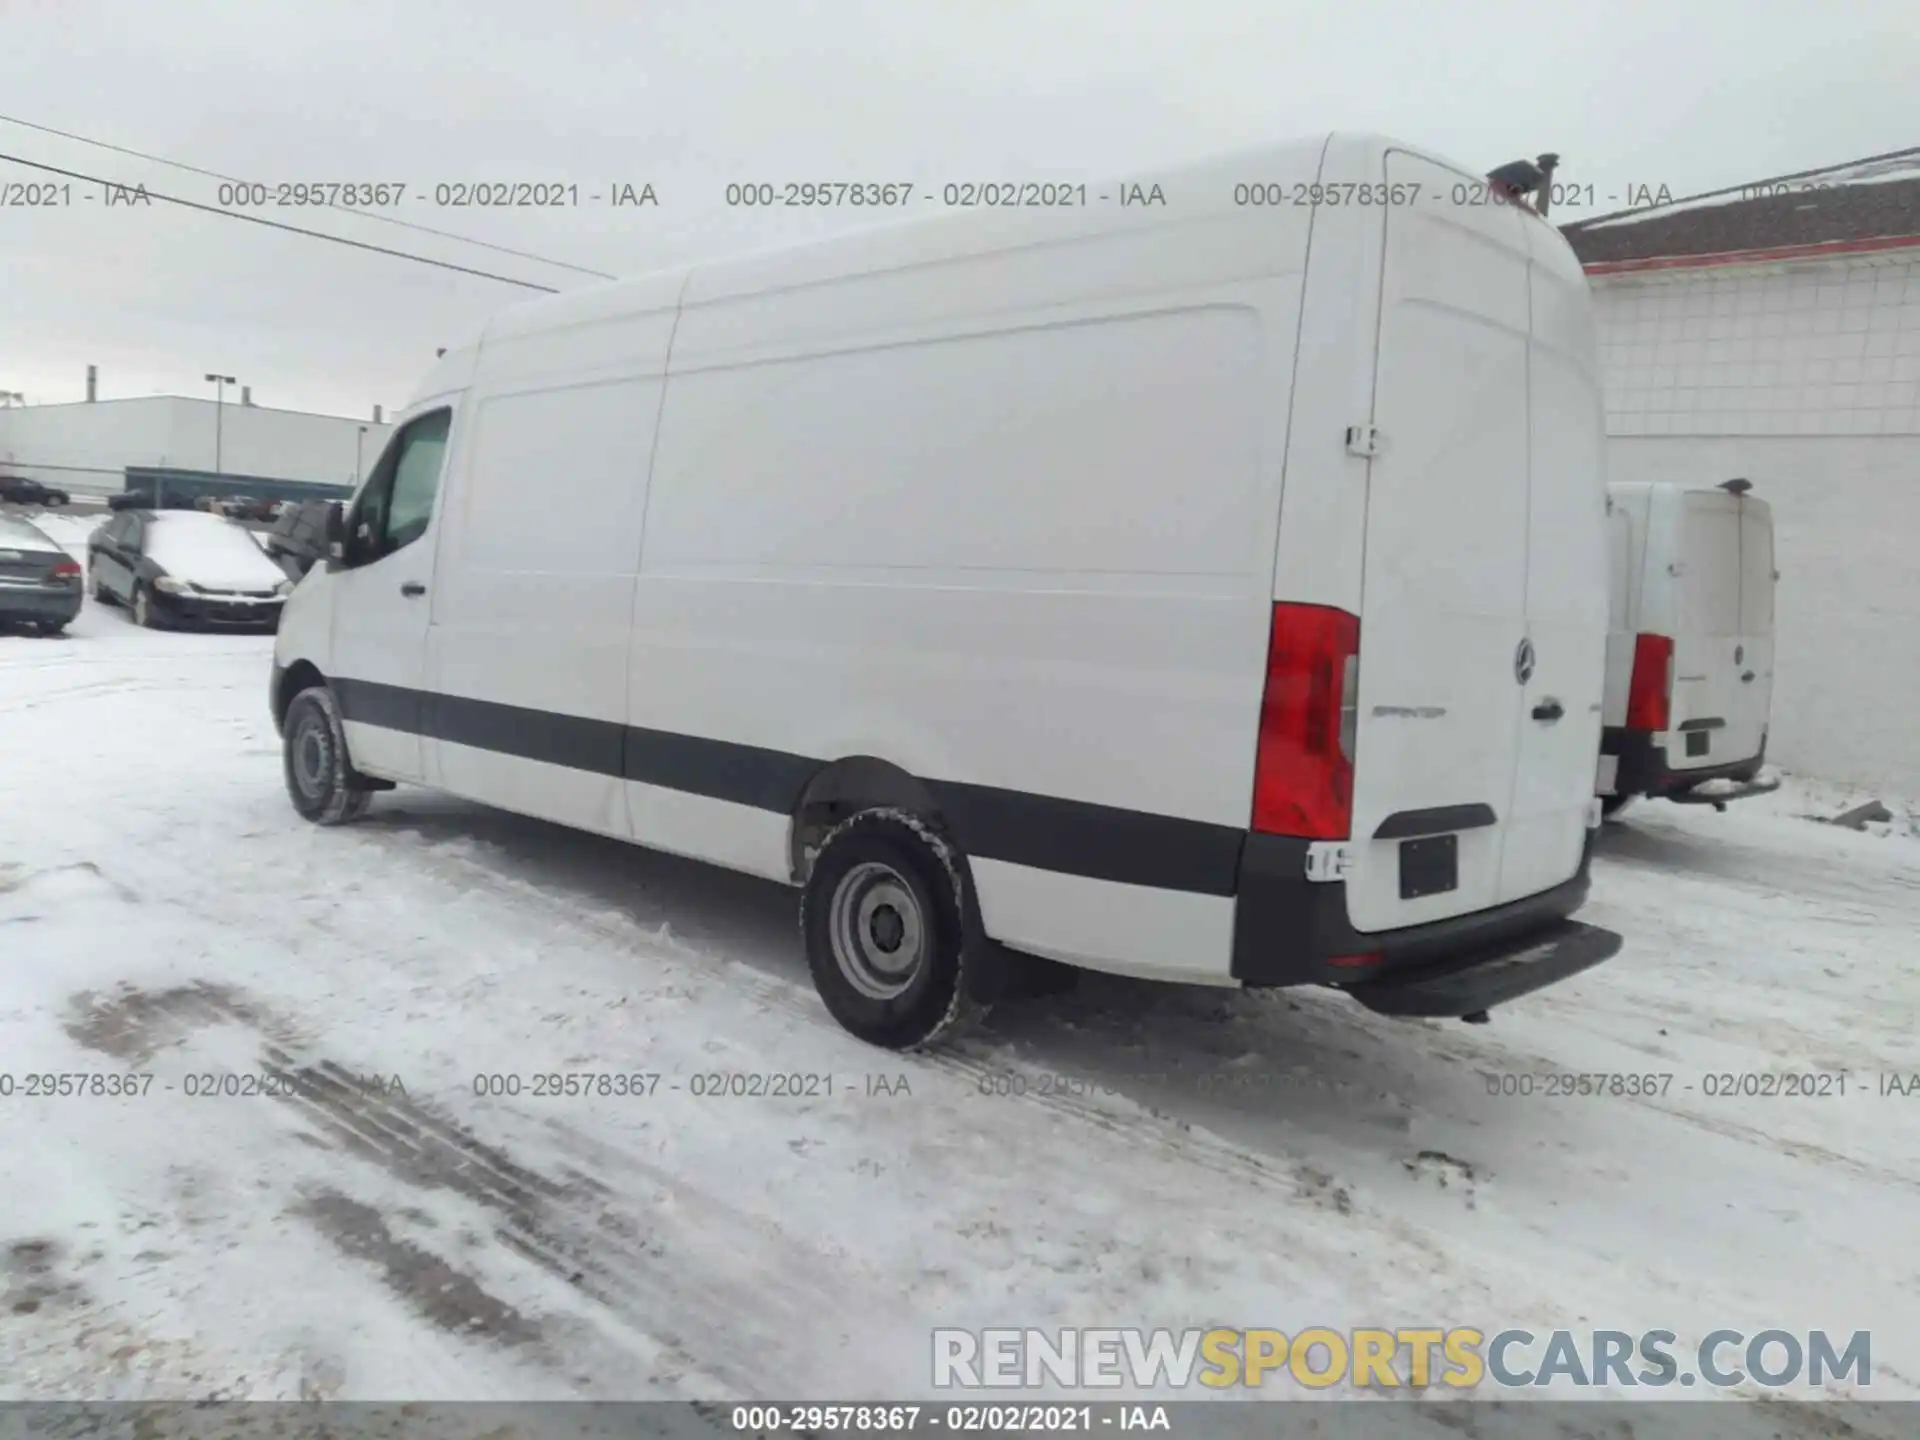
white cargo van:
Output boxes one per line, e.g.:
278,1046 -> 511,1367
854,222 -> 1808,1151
270,132 -> 1622,1050
1599,479 -> 1779,817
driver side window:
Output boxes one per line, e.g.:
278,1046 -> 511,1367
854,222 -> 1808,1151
348,408 -> 453,565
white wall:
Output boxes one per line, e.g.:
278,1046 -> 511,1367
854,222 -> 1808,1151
160,400 -> 393,485
1602,432 -> 1920,796
1590,256 -> 1920,797
1594,255 -> 1920,437
0,398 -> 394,494
0,397 -> 174,493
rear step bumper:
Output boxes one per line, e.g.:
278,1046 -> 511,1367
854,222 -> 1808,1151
1667,776 -> 1781,805
1603,726 -> 1767,801
1231,829 -> 1601,995
1340,919 -> 1621,1019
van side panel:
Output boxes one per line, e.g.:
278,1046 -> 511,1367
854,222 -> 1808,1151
422,301 -> 677,838
1600,487 -> 1647,725
631,214 -> 1311,980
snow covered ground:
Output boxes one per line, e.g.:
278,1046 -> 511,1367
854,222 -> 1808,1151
2,513 -> 1917,1427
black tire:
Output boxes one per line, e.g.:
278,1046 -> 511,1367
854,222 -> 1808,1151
37,619 -> 67,636
1600,792 -> 1635,821
282,685 -> 375,825
799,808 -> 992,1051
90,566 -> 115,605
131,584 -> 163,629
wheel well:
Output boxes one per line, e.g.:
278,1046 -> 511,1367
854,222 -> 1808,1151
272,660 -> 327,735
789,757 -> 944,884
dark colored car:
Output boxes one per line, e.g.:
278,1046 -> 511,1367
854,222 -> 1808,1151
108,490 -> 198,512
86,508 -> 292,631
0,476 -> 71,507
0,513 -> 84,634
263,499 -> 333,578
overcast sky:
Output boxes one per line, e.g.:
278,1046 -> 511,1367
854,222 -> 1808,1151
1,0 -> 1914,420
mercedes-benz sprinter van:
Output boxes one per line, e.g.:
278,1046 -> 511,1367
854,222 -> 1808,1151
1599,478 -> 1779,817
270,132 -> 1623,1050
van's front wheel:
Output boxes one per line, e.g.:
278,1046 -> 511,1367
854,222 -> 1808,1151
800,809 -> 990,1050
283,685 -> 374,826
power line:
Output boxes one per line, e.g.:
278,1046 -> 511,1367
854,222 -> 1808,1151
0,112 -> 616,280
0,150 -> 560,293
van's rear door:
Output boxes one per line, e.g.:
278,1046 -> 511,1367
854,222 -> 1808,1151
1733,497 -> 1776,762
1669,490 -> 1746,771
1344,152 -> 1533,933
1500,208 -> 1609,902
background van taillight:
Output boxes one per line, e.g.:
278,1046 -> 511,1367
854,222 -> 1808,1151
1252,603 -> 1360,839
1626,632 -> 1674,733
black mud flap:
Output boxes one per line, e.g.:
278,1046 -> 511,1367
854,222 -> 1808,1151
1341,920 -> 1621,1019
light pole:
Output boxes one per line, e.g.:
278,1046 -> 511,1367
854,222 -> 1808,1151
204,373 -> 237,481
356,425 -> 369,484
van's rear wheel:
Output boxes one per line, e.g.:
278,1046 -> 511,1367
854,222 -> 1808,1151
800,808 -> 990,1050
283,685 -> 375,825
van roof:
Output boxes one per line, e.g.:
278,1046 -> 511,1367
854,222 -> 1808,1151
474,132 -> 1486,341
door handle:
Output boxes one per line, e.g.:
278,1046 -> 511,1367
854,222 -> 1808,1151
1531,699 -> 1564,722
400,581 -> 427,597
1741,671 -> 1755,683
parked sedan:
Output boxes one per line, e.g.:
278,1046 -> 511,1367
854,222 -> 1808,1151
262,499 -> 333,578
0,476 -> 71,507
0,514 -> 84,634
86,508 -> 293,631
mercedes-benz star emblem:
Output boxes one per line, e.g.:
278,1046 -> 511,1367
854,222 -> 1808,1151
1514,638 -> 1536,685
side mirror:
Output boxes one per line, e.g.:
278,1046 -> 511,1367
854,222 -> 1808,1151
323,502 -> 347,571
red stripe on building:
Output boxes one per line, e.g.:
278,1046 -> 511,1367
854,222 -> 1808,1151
1582,233 -> 1920,276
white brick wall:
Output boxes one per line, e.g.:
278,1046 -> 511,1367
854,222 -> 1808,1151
1593,256 -> 1920,438
1592,255 -> 1920,797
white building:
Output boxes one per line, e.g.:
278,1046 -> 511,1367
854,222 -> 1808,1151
1562,147 -> 1920,797
0,380 -> 393,499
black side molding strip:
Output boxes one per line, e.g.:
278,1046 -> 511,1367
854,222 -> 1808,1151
1677,717 -> 1726,732
1373,803 -> 1497,840
328,676 -> 1246,895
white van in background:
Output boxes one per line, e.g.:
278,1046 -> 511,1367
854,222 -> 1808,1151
1599,479 -> 1780,817
270,131 -> 1623,1050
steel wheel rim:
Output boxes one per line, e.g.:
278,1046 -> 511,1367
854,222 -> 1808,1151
828,860 -> 927,1001
292,717 -> 330,798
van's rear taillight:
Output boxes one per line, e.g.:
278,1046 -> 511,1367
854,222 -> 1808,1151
1252,602 -> 1360,839
1625,632 -> 1673,733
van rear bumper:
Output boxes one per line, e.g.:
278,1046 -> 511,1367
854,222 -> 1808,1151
1230,830 -> 1614,1014
1604,726 -> 1766,798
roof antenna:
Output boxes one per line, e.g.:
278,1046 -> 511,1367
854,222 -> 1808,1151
1719,478 -> 1753,495
1534,153 -> 1560,215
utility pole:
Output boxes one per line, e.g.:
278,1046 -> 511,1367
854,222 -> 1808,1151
356,425 -> 369,484
204,373 -> 237,481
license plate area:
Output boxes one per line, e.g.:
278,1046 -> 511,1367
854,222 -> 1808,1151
1686,731 -> 1710,758
1399,834 -> 1458,900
